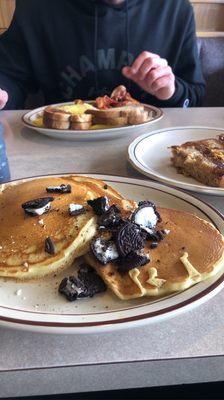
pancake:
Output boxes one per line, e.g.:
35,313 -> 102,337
84,207 -> 224,300
0,175 -> 136,280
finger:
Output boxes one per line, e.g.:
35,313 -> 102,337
130,51 -> 160,74
122,66 -> 132,78
0,89 -> 8,109
137,59 -> 169,81
144,66 -> 173,88
151,74 -> 175,93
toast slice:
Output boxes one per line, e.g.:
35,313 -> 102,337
70,122 -> 92,130
87,104 -> 149,126
43,117 -> 70,130
170,135 -> 224,187
43,103 -> 95,130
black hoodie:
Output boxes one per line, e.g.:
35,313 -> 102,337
0,0 -> 205,109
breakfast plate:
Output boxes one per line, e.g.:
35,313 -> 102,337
128,126 -> 224,196
0,174 -> 224,334
22,102 -> 163,141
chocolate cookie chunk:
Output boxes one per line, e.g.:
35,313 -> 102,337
69,204 -> 86,216
22,197 -> 54,216
115,222 -> 146,257
87,197 -> 110,215
59,265 -> 107,301
132,200 -> 161,231
118,251 -> 150,274
77,264 -> 107,297
98,204 -> 121,229
45,236 -> 56,255
46,184 -> 71,194
91,237 -> 119,265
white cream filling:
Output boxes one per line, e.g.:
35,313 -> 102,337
47,186 -> 62,191
26,202 -> 51,216
134,207 -> 158,229
94,238 -> 119,261
69,204 -> 84,213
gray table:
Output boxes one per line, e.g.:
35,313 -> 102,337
0,108 -> 224,398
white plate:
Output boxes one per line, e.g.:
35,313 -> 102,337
1,174 -> 224,334
22,102 -> 163,141
128,126 -> 224,196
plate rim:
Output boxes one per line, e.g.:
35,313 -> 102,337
1,173 -> 224,332
128,126 -> 224,196
22,101 -> 164,136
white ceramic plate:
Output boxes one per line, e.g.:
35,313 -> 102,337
128,126 -> 224,196
1,174 -> 224,334
22,102 -> 163,141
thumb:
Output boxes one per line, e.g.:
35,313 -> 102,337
0,89 -> 8,110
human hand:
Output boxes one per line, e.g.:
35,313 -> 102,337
122,51 -> 175,101
0,89 -> 8,109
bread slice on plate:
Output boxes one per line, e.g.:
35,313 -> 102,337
170,135 -> 224,187
43,103 -> 95,130
87,104 -> 149,126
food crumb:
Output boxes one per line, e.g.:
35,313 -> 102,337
15,289 -> 22,296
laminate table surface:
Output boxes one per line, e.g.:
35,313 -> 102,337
0,108 -> 224,398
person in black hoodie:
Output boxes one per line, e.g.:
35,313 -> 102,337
0,0 -> 205,109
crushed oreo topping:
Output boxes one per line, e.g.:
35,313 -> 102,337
116,222 -> 146,257
45,236 -> 56,255
132,201 -> 161,231
150,242 -> 158,249
46,184 -> 72,194
69,204 -> 86,217
87,196 -> 110,215
89,197 -> 167,275
118,252 -> 150,274
59,264 -> 107,301
98,204 -> 122,229
91,237 -> 119,265
22,197 -> 54,216
144,228 -> 170,243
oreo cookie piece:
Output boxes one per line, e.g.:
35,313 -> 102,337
91,237 -> 119,265
22,197 -> 54,216
77,263 -> 107,297
132,201 -> 161,231
46,184 -> 72,194
118,251 -> 150,274
58,276 -> 86,301
146,229 -> 170,242
45,236 -> 56,255
69,203 -> 86,217
58,265 -> 107,301
98,204 -> 121,229
87,196 -> 110,215
115,222 -> 146,257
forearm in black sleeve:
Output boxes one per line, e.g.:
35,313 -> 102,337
164,5 -> 205,108
145,5 -> 205,108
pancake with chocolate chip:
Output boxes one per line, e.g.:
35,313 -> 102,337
0,175 -> 136,280
85,208 -> 224,300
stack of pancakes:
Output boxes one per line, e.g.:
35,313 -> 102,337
0,176 -> 135,280
0,175 -> 224,301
